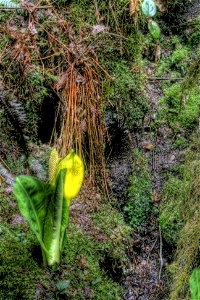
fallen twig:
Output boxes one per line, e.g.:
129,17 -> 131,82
0,5 -> 53,10
159,225 -> 163,281
147,77 -> 183,81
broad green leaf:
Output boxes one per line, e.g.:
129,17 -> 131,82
190,268 -> 200,300
60,194 -> 69,251
54,150 -> 84,205
43,169 -> 69,265
142,0 -> 156,17
13,176 -> 50,254
148,20 -> 160,39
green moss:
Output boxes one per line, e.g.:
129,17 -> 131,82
180,16 -> 200,47
156,49 -> 200,133
123,149 -> 153,229
174,136 -> 187,149
171,46 -> 190,69
92,203 -> 132,269
159,177 -> 184,245
63,223 -> 123,299
158,82 -> 200,132
107,61 -> 149,128
156,42 -> 191,77
0,225 -> 49,300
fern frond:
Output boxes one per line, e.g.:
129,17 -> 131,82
0,162 -> 14,186
10,99 -> 27,125
0,95 -> 28,157
0,0 -> 21,8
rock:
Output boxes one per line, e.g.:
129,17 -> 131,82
169,154 -> 176,163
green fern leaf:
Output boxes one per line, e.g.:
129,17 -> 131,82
0,95 -> 28,157
0,0 -> 21,8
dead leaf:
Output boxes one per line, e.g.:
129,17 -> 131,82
143,141 -> 154,150
155,44 -> 161,63
130,0 -> 138,17
153,190 -> 160,202
154,0 -> 167,12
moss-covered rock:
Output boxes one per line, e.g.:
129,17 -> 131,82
159,139 -> 200,299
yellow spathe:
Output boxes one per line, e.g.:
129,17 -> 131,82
52,150 -> 84,205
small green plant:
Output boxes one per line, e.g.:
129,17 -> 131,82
190,268 -> 200,300
13,149 -> 84,266
141,0 -> 161,40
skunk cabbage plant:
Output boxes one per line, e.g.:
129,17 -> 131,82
14,150 -> 84,266
141,0 -> 161,40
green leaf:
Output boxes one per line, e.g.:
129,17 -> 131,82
148,20 -> 161,39
190,268 -> 200,300
13,176 -> 50,254
142,0 -> 156,17
60,195 -> 69,251
56,279 -> 70,291
43,169 -> 69,265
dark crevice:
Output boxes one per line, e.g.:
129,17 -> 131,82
38,92 -> 61,144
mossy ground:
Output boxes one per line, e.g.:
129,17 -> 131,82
0,177 -> 133,299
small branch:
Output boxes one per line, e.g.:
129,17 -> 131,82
147,237 -> 158,261
104,31 -> 129,40
0,5 -> 53,10
90,57 -> 113,80
31,51 -> 63,61
159,225 -> 163,281
147,77 -> 183,81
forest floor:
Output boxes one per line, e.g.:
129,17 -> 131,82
0,0 -> 199,299
108,67 -> 179,299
